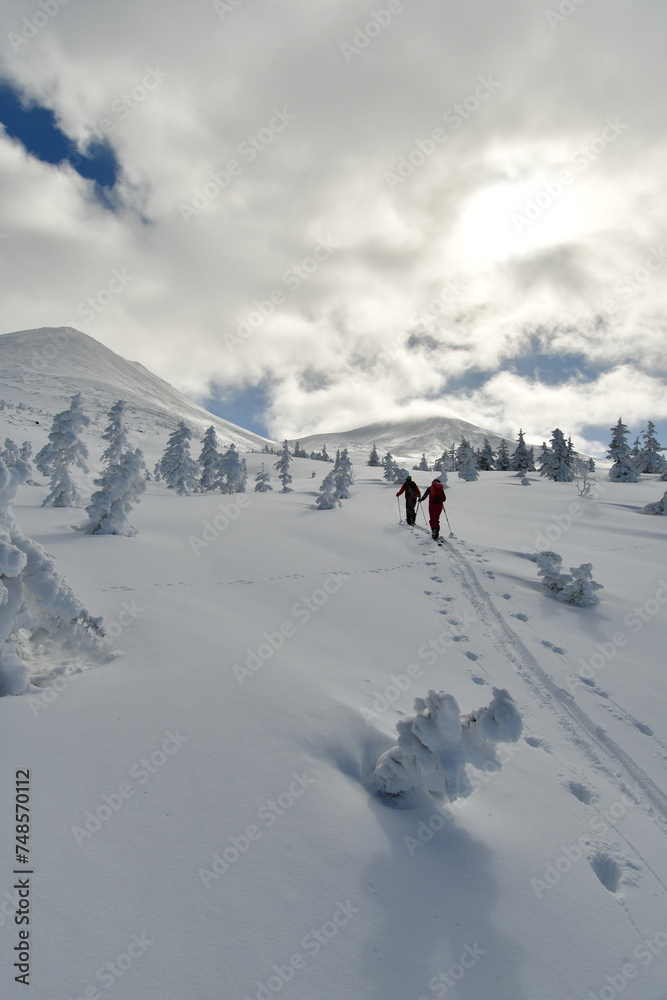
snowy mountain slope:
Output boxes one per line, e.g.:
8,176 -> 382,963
0,327 -> 277,456
2,395 -> 667,1000
291,415 -> 517,463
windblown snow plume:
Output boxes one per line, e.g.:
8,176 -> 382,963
373,687 -> 522,799
0,458 -> 105,695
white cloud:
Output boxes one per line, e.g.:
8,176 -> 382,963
0,0 -> 665,449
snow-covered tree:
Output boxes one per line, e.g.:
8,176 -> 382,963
641,490 -> 667,515
635,421 -> 666,474
535,551 -> 602,606
511,429 -> 535,475
383,452 -> 397,482
478,438 -> 496,471
219,444 -> 247,493
333,448 -> 354,499
254,464 -> 273,492
274,440 -> 293,493
536,442 -> 550,475
100,400 -> 130,467
367,444 -> 382,467
40,395 -> 91,507
457,440 -> 478,481
0,457 -> 105,695
607,419 -> 640,482
373,688 -> 522,800
495,439 -> 511,471
413,453 -> 430,472
540,429 -> 573,482
79,448 -> 147,536
315,470 -> 341,509
198,426 -> 222,492
157,422 -> 200,495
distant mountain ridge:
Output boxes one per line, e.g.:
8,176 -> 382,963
290,415 -> 514,462
0,327 -> 277,453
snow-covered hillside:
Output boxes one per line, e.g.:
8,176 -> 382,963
0,327 -> 277,455
292,415 -> 516,464
1,342 -> 667,1000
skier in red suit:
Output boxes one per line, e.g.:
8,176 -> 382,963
419,478 -> 446,539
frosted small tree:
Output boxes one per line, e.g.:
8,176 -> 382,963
79,449 -> 147,536
367,444 -> 382,467
511,429 -> 535,475
641,490 -> 667,515
198,426 -> 222,492
535,551 -> 602,606
0,458 -> 105,695
540,429 -> 573,482
315,470 -> 341,509
219,444 -> 247,493
607,419 -> 640,482
383,452 -> 397,482
373,688 -> 522,800
413,453 -> 430,472
333,448 -> 354,499
100,400 -> 130,467
38,394 -> 90,507
495,439 -> 511,471
457,440 -> 478,481
254,464 -> 273,492
478,438 -> 496,471
636,421 -> 666,474
274,440 -> 293,493
158,422 -> 200,495
571,456 -> 598,497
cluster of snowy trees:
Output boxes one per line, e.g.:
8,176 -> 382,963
369,431 -> 540,483
315,449 -> 355,509
535,551 -> 603,606
608,419 -> 666,481
260,441 -> 332,462
154,422 -> 248,496
373,687 -> 522,800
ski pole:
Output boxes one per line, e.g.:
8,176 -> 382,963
443,505 -> 455,538
420,502 -> 429,529
397,497 -> 402,523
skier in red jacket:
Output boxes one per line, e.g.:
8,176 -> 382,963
419,478 -> 446,539
396,475 -> 421,525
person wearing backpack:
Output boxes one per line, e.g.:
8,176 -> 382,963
396,475 -> 421,525
419,478 -> 446,539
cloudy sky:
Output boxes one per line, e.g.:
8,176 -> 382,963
0,0 -> 665,455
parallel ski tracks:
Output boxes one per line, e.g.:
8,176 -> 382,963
437,538 -> 667,837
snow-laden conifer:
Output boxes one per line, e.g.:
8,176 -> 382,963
478,438 -> 496,471
333,447 -> 354,499
197,426 -> 222,491
100,400 -> 130,467
495,439 -> 511,471
607,419 -> 640,482
0,457 -> 105,695
367,444 -> 382,467
511,429 -> 535,475
635,421 -> 666,474
373,688 -> 522,799
37,394 -> 90,506
540,429 -> 573,482
315,470 -> 341,509
254,464 -> 273,492
274,440 -> 293,493
157,422 -> 200,495
457,440 -> 478,481
413,453 -> 430,472
79,449 -> 147,536
219,443 -> 247,493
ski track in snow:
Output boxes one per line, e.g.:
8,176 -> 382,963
411,530 -> 667,925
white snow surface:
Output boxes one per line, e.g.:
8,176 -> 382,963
2,342 -> 667,999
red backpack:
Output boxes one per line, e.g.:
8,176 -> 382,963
430,482 -> 445,503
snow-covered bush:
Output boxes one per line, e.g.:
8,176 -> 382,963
0,458 -> 105,695
37,393 -> 90,506
373,688 -> 522,800
157,422 -> 200,495
79,449 -> 147,536
641,491 -> 667,516
535,551 -> 603,606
